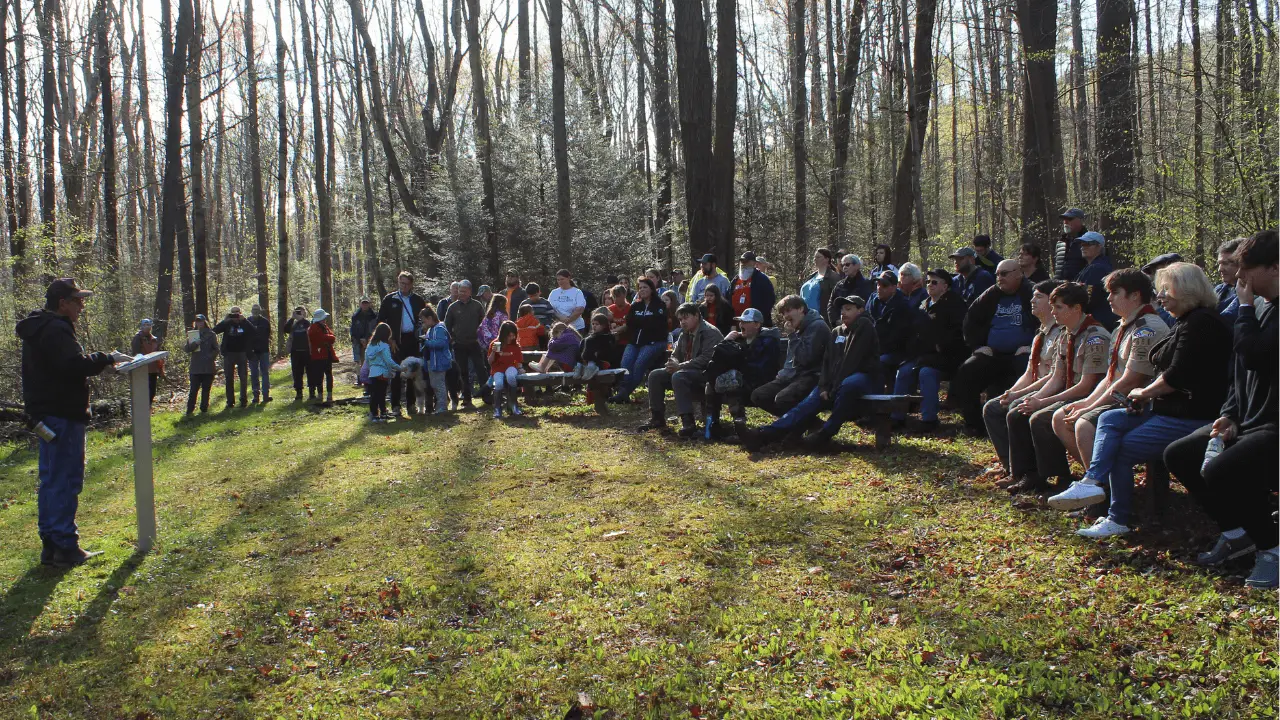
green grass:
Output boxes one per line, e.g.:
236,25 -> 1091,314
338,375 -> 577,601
1,370 -> 1275,719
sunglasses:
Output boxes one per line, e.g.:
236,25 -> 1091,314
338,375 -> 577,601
996,269 -> 1017,277
928,279 -> 946,286
840,262 -> 855,267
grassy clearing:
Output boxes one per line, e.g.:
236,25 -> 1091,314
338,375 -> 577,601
1,369 -> 1276,719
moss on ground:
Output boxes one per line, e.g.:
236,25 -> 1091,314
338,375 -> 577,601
0,370 -> 1275,718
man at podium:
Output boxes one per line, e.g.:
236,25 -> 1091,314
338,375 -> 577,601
15,278 -> 126,567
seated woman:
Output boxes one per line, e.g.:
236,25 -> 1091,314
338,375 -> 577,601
1051,262 -> 1233,538
699,284 -> 734,336
608,278 -> 668,403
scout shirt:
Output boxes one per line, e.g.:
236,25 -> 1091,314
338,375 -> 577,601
1107,307 -> 1169,383
1058,318 -> 1112,386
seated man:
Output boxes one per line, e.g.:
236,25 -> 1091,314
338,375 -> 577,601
1049,268 -> 1167,473
1002,282 -> 1112,493
751,295 -> 830,416
950,247 -> 995,306
895,269 -> 969,431
638,302 -> 724,437
984,280 -> 1064,484
1165,229 -> 1278,588
949,259 -> 1039,434
868,270 -> 917,390
704,308 -> 783,438
742,295 -> 880,450
1075,231 -> 1118,329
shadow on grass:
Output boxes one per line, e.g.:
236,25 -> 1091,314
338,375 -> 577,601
0,564 -> 73,653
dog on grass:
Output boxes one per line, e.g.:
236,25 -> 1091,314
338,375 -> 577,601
397,356 -> 430,416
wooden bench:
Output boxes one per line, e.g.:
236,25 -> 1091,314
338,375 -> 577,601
859,394 -> 922,451
515,368 -> 627,413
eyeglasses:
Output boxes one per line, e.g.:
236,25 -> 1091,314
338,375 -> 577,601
840,262 -> 854,267
927,279 -> 945,286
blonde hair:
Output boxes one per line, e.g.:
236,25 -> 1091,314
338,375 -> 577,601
1155,262 -> 1217,313
549,322 -> 582,341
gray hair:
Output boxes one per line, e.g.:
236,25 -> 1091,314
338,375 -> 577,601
449,281 -> 461,290
898,263 -> 922,281
842,254 -> 862,267
458,279 -> 473,289
1218,237 -> 1246,256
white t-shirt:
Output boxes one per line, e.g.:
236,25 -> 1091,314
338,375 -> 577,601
547,286 -> 587,330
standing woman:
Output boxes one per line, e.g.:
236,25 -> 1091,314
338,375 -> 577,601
700,285 -> 734,335
800,248 -> 840,319
131,318 -> 164,402
184,314 -> 218,416
477,294 -> 509,351
870,244 -> 899,278
283,306 -> 311,401
608,278 -> 669,403
307,309 -> 338,403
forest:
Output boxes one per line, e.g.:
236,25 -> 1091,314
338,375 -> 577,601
0,0 -> 1274,359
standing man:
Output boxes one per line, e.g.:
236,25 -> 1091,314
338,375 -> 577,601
972,234 -> 1004,272
247,304 -> 273,403
730,251 -> 776,325
950,247 -> 996,306
377,271 -> 427,416
437,281 -> 460,323
829,255 -> 876,324
502,269 -> 528,314
1074,231 -> 1117,329
16,278 -> 124,566
547,269 -> 588,332
213,307 -> 256,408
1055,208 -> 1089,280
349,298 -> 376,367
688,253 -> 732,303
444,280 -> 488,408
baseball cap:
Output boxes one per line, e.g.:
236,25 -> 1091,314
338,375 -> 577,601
949,247 -> 977,259
877,270 -> 899,285
477,285 -> 491,295
228,306 -> 243,316
1141,252 -> 1182,274
699,253 -> 717,264
831,295 -> 866,310
927,268 -> 954,286
194,313 -> 209,323
739,251 -> 757,263
45,278 -> 93,306
1079,231 -> 1106,247
1060,208 -> 1086,220
733,308 -> 765,323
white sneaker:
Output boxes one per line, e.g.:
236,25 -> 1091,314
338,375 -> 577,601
1048,480 -> 1107,511
1077,516 -> 1131,539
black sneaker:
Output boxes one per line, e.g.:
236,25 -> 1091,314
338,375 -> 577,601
1196,534 -> 1257,566
40,536 -> 55,565
49,546 -> 103,567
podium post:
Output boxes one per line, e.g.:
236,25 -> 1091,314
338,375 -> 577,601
116,351 -> 168,552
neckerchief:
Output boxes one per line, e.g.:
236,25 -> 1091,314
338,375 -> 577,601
1029,321 -> 1056,381
1064,315 -> 1101,386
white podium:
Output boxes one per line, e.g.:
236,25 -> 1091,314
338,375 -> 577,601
115,351 -> 168,552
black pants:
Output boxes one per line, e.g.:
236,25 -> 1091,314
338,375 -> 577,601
706,383 -> 758,422
1165,423 -> 1279,549
389,346 -> 419,412
949,352 -> 1028,429
751,375 -> 819,417
454,343 -> 489,401
187,374 -> 213,413
147,373 -> 159,402
369,376 -> 389,417
307,359 -> 333,396
290,352 -> 310,392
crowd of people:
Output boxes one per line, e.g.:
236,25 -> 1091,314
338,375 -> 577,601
17,212 -> 1277,586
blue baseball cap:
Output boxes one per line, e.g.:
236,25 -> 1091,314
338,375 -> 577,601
734,308 -> 765,323
1079,231 -> 1106,247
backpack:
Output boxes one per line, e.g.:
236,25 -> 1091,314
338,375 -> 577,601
704,339 -> 747,386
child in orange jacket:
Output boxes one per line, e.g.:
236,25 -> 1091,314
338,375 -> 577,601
306,309 -> 338,403
488,321 -> 524,418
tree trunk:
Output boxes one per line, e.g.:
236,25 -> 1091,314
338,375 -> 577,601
828,0 -> 866,243
95,0 -> 119,337
37,0 -> 56,252
888,0 -> 938,260
243,0 -> 270,311
297,0 -> 332,312
12,0 -> 30,241
353,31 -> 384,298
790,0 -> 807,269
135,0 -> 160,269
674,0 -> 714,261
464,0 -> 499,281
153,0 -> 192,336
1014,0 -> 1067,254
517,0 -> 531,108
711,0 -> 737,261
1070,0 -> 1091,202
1,0 -> 19,272
1095,0 -> 1136,261
547,0 -> 572,269
274,0 -> 289,350
652,0 -> 675,269
187,0 -> 209,317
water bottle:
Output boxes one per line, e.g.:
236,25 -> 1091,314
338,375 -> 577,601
705,414 -> 715,441
1202,436 -> 1224,474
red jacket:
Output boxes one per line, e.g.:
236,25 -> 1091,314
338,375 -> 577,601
489,340 -> 523,375
308,323 -> 338,362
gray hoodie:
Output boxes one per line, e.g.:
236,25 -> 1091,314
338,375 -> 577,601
673,319 -> 725,372
777,308 -> 830,382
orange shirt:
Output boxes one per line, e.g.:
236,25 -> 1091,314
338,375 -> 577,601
516,314 -> 546,350
608,303 -> 629,345
489,340 -> 524,374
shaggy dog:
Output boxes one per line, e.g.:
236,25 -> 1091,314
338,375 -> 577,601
397,356 -> 430,416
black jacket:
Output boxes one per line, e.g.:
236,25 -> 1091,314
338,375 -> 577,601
247,315 -> 272,353
916,290 -> 968,372
1054,226 -> 1088,281
626,297 -> 668,347
1221,301 -> 1278,431
213,317 -> 257,354
349,308 -> 377,342
16,310 -> 114,423
1148,306 -> 1233,420
829,273 -> 876,324
962,279 -> 1038,351
377,291 -> 428,351
699,297 -> 735,335
818,315 -> 881,393
580,329 -> 615,366
867,289 -> 915,360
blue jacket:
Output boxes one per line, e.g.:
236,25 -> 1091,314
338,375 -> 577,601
422,324 -> 454,373
365,341 -> 399,379
954,266 -> 995,306
1075,255 -> 1118,329
868,289 -> 916,359
743,327 -> 783,388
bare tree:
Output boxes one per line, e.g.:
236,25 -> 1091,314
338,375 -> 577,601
828,0 -> 866,242
1095,0 -> 1136,260
244,0 -> 269,311
674,0 -> 715,261
1014,0 -> 1066,252
548,0 -> 572,268
153,0 -> 193,335
297,0 -> 332,311
464,0 -> 498,281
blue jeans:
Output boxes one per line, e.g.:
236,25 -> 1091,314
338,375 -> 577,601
37,416 -> 87,550
1086,408 -> 1208,525
351,340 -> 365,366
891,362 -> 943,421
248,350 -> 272,398
769,373 -> 880,436
616,343 -> 664,398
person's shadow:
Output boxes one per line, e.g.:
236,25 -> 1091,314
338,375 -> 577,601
0,563 -> 73,654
